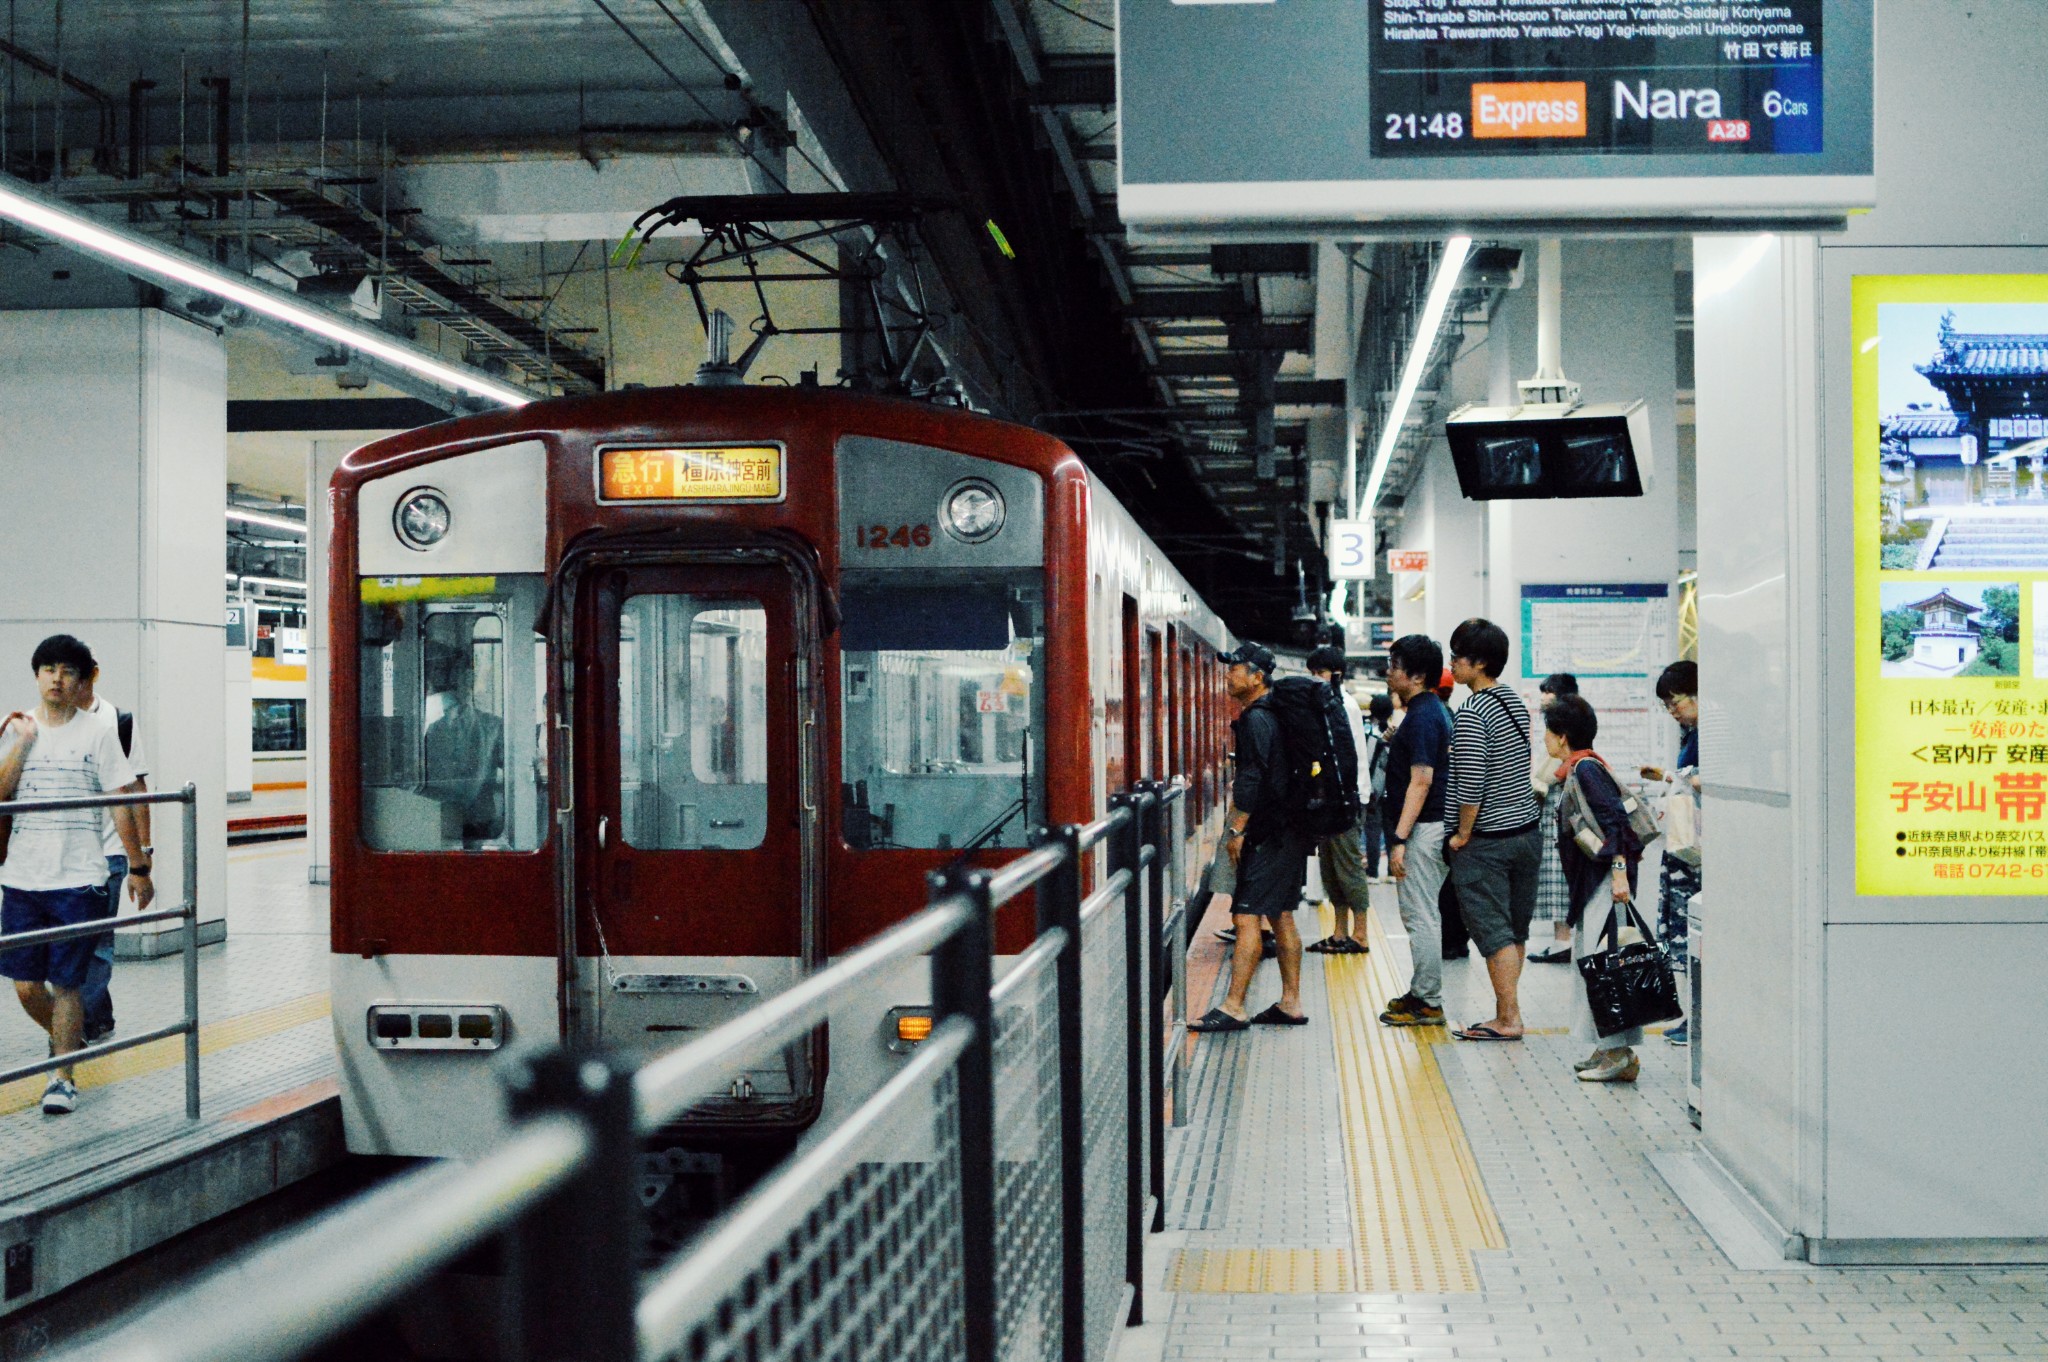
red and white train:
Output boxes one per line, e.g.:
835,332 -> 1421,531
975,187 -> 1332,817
329,386 -> 1232,1156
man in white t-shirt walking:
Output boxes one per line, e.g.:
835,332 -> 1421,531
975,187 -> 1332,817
0,635 -> 153,1114
75,663 -> 150,1045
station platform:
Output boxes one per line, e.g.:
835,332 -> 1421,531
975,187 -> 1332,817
0,841 -> 339,1315
227,785 -> 308,844
1127,881 -> 2048,1362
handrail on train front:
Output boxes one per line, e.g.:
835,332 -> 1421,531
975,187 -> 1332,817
82,777 -> 1215,1362
0,783 -> 203,1119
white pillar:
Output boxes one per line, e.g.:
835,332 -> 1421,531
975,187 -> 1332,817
306,440 -> 350,886
0,308 -> 227,922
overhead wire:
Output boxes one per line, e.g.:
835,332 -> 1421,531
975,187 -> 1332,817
1036,0 -> 1113,34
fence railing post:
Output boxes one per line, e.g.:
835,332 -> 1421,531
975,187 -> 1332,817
930,865 -> 998,1362
1041,823 -> 1087,1362
180,782 -> 200,1120
1145,785 -> 1170,1232
1108,790 -> 1147,1327
500,1048 -> 639,1362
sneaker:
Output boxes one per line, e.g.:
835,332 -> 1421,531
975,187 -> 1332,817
85,1022 -> 116,1046
1577,1051 -> 1640,1083
1574,1048 -> 1621,1073
1378,994 -> 1446,1027
1664,1021 -> 1690,1047
41,1077 -> 77,1115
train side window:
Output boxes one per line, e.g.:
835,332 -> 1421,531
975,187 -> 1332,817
838,573 -> 1045,851
617,594 -> 770,851
358,575 -> 548,852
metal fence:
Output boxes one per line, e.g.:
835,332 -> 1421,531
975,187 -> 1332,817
0,784 -> 203,1117
77,779 -> 1200,1362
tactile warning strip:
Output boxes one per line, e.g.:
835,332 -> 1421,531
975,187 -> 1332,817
1166,1247 -> 1353,1293
1323,907 -> 1505,1292
0,992 -> 330,1116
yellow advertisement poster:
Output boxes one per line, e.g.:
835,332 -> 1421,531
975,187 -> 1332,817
1857,274 -> 2048,894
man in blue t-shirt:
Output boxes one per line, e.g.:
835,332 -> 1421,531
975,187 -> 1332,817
1379,635 -> 1453,1028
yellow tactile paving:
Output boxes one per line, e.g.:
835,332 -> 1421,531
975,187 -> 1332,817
0,992 -> 330,1116
1166,1246 -> 1355,1293
1322,907 -> 1505,1292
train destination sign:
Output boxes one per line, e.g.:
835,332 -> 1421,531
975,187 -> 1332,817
1372,1 -> 1824,159
597,445 -> 785,503
1116,0 -> 1872,232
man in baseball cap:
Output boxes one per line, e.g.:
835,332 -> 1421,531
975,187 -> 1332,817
1192,641 -> 1312,1031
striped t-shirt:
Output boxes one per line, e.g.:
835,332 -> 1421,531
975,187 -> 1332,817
1443,684 -> 1542,835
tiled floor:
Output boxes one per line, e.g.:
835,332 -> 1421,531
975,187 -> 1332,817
1137,882 -> 2048,1362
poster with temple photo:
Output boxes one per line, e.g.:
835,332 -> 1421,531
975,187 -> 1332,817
1856,276 -> 2048,896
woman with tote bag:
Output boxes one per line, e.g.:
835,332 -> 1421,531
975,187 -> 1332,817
1543,694 -> 1654,1084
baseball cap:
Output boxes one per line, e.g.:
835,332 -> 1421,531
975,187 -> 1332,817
1436,667 -> 1455,699
1218,642 -> 1277,678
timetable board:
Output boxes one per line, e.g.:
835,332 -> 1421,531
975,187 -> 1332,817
1518,583 -> 1674,777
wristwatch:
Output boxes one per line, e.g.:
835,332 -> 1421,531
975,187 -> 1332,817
130,863 -> 153,877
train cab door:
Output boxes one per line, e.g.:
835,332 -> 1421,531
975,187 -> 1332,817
573,559 -> 821,1124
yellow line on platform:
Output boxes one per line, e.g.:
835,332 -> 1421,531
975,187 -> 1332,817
0,993 -> 330,1116
1323,906 -> 1505,1293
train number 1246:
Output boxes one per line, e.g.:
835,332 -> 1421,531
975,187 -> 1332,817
858,523 -> 933,549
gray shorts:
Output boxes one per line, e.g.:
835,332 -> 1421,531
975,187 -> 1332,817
1233,830 -> 1311,919
1448,827 -> 1543,957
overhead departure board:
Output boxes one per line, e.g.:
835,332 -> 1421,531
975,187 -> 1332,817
1371,2 -> 1824,159
1116,0 -> 1871,233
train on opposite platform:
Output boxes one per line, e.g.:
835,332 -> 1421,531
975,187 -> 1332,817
328,385 -> 1233,1163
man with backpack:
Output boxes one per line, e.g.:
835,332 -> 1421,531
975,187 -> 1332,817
73,660 -> 149,1045
1303,646 -> 1371,955
1190,643 -> 1315,1031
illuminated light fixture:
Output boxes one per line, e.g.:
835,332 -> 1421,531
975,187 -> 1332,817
227,507 -> 308,536
885,1006 -> 936,1052
1360,236 -> 1472,512
240,575 -> 307,593
0,172 -> 533,408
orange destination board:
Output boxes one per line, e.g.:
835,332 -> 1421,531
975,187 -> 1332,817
598,445 -> 784,502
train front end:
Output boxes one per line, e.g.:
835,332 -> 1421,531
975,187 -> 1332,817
329,387 -> 1083,1158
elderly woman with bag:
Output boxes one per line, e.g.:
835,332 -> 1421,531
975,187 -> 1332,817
1542,694 -> 1651,1084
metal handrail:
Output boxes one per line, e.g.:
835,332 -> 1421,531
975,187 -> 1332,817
77,1116 -> 593,1362
633,897 -> 970,1134
99,771 -> 1205,1362
0,782 -> 202,1117
635,1021 -> 974,1358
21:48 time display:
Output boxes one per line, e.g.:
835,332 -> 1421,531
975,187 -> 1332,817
1383,111 -> 1466,140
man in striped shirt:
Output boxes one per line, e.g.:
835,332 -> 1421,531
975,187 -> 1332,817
1442,618 -> 1543,1043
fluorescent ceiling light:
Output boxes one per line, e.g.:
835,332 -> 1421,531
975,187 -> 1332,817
240,575 -> 307,593
227,508 -> 308,535
1361,236 -> 1471,512
0,172 -> 533,408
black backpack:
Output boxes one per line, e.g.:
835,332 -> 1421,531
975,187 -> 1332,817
1265,676 -> 1361,837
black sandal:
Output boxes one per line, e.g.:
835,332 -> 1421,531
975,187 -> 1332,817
1189,1007 -> 1250,1033
1251,1004 -> 1309,1026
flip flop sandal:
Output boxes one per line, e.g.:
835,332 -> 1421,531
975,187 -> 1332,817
1340,938 -> 1370,954
1305,938 -> 1340,953
1529,946 -> 1572,963
1453,1023 -> 1524,1042
1189,1008 -> 1250,1033
1251,1004 -> 1309,1026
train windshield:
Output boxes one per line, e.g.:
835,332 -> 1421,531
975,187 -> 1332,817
838,572 -> 1045,850
357,575 -> 548,852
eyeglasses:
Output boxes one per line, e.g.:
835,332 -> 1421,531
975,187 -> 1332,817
1662,695 -> 1693,712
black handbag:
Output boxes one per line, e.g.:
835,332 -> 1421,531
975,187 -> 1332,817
1577,899 -> 1684,1038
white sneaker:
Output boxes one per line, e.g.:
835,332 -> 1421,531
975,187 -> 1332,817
42,1077 -> 77,1115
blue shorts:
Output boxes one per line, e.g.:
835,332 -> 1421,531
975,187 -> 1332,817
1,885 -> 110,990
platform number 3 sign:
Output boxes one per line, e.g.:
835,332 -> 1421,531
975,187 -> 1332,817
1326,519 -> 1374,581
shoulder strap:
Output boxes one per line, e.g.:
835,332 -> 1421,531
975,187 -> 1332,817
117,709 -> 133,756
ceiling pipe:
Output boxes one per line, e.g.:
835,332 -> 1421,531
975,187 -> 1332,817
1519,239 -> 1581,409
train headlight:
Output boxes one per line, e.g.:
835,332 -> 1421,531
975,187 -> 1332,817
394,487 -> 452,550
940,479 -> 1004,544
